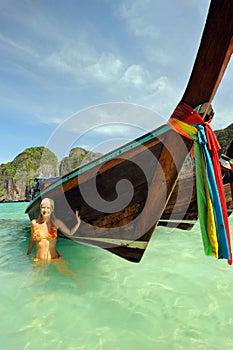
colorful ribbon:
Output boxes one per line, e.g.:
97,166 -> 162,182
168,102 -> 232,264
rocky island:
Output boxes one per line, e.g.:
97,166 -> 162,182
0,146 -> 101,202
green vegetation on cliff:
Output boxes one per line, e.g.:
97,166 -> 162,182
0,147 -> 57,179
0,147 -> 58,201
215,123 -> 233,155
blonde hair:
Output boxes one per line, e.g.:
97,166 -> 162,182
40,198 -> 54,210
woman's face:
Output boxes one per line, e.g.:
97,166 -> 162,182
40,203 -> 52,218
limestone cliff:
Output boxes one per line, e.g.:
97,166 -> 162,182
59,147 -> 102,176
0,146 -> 101,202
0,147 -> 59,202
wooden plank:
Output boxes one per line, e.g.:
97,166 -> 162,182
133,130 -> 191,243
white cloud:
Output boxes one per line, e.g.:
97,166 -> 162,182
119,0 -> 158,38
149,76 -> 169,93
42,45 -> 126,86
91,122 -> 144,137
120,65 -> 147,88
85,53 -> 124,82
146,46 -> 173,67
0,33 -> 38,58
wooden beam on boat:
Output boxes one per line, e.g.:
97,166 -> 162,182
182,1 -> 233,109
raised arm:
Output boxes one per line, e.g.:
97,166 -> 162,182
54,210 -> 81,236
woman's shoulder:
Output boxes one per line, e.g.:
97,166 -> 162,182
50,214 -> 59,227
30,219 -> 37,227
51,218 -> 60,229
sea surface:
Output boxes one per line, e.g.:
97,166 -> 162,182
1,202 -> 233,350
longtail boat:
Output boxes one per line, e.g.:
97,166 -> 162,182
25,0 -> 233,263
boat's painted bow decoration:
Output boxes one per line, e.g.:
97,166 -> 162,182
169,102 -> 232,264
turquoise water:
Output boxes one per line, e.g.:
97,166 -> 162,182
1,202 -> 233,350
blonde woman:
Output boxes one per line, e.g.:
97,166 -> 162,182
26,198 -> 80,262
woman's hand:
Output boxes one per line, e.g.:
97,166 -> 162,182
75,210 -> 81,222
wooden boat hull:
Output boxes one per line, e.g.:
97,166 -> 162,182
26,126 -> 193,262
159,174 -> 197,230
159,175 -> 233,230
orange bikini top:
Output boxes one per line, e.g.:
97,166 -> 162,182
33,225 -> 57,241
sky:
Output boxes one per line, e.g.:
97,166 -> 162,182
1,0 -> 232,164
